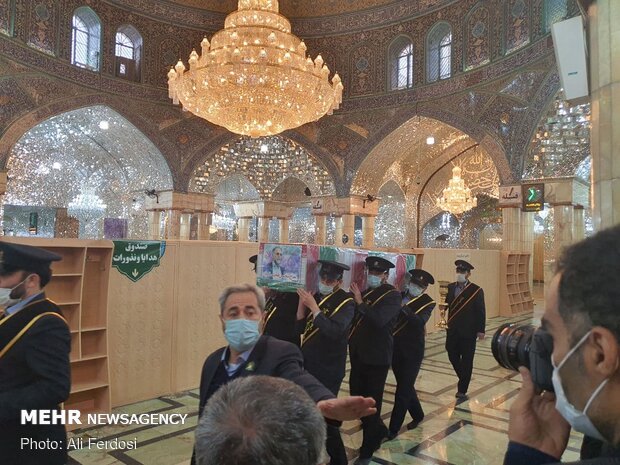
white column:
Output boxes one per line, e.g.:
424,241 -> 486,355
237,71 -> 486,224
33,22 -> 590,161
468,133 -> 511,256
258,217 -> 270,243
342,214 -> 355,247
147,210 -> 162,240
279,218 -> 289,243
502,207 -> 521,252
197,211 -> 212,241
362,216 -> 376,248
237,218 -> 251,242
314,215 -> 326,245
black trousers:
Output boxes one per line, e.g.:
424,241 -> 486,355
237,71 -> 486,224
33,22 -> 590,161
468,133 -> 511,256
389,348 -> 424,434
349,353 -> 389,459
304,365 -> 347,465
326,423 -> 348,465
445,334 -> 477,394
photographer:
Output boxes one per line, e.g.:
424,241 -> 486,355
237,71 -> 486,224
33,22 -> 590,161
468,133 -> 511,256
504,225 -> 620,465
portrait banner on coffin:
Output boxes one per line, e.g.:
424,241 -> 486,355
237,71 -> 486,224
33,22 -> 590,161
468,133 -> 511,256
112,240 -> 166,282
257,243 -> 307,292
257,243 -> 417,293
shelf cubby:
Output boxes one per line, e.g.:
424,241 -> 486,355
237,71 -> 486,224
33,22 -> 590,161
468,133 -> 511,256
81,330 -> 107,359
500,252 -> 534,316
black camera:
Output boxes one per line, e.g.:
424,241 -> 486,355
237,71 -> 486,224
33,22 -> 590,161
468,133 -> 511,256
491,323 -> 555,392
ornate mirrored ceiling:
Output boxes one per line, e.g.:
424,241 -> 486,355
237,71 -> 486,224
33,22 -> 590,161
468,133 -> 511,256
351,116 -> 477,196
4,105 -> 173,238
190,135 -> 335,201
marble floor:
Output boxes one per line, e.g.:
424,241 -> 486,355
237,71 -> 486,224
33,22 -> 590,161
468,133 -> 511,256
68,285 -> 584,465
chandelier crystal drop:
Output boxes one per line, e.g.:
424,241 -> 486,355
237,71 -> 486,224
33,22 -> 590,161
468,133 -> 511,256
436,166 -> 477,215
167,0 -> 344,137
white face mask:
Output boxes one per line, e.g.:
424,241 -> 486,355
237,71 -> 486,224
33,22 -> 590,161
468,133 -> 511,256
0,288 -> 19,308
456,273 -> 467,283
0,275 -> 31,308
318,282 -> 335,295
551,330 -> 609,441
407,283 -> 424,297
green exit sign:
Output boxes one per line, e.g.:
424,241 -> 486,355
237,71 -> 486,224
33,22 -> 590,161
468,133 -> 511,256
522,184 -> 544,212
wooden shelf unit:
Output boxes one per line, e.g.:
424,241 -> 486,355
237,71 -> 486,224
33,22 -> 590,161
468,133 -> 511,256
500,252 -> 534,316
1,238 -> 113,427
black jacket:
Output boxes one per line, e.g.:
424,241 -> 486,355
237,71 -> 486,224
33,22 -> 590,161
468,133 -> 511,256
263,291 -> 300,345
349,283 -> 401,366
446,281 -> 486,338
296,288 -> 355,395
198,335 -> 333,417
0,296 -> 71,465
393,292 -> 436,355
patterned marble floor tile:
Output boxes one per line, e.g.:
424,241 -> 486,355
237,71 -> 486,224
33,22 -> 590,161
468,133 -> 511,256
421,423 -> 509,465
68,309 -> 594,465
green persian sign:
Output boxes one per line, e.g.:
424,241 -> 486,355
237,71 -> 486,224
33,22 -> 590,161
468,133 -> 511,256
112,241 -> 166,282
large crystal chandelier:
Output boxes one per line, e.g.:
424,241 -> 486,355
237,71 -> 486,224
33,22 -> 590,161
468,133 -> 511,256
436,166 -> 477,215
167,0 -> 343,137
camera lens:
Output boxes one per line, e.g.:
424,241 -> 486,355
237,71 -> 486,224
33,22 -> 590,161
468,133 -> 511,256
491,323 -> 555,392
491,323 -> 536,371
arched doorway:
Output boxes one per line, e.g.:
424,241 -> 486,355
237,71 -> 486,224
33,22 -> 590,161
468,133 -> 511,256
3,105 -> 173,238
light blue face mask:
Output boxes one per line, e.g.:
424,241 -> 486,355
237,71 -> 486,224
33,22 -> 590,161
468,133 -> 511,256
551,330 -> 609,441
407,283 -> 424,297
367,274 -> 382,289
318,282 -> 335,295
224,319 -> 261,352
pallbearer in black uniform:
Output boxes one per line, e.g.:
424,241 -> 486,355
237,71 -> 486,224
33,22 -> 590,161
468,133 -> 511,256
296,260 -> 355,465
250,255 -> 300,345
388,269 -> 436,439
0,242 -> 70,465
445,260 -> 486,398
349,257 -> 401,465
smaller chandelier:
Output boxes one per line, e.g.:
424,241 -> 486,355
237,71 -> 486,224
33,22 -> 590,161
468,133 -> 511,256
68,186 -> 107,238
167,0 -> 343,138
437,166 -> 477,215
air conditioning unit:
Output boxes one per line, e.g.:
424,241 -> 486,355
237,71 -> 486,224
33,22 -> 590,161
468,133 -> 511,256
551,15 -> 589,103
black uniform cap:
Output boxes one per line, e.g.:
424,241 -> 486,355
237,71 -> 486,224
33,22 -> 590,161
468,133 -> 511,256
249,254 -> 258,271
455,260 -> 474,272
408,269 -> 435,287
318,260 -> 350,280
365,256 -> 395,273
0,242 -> 62,276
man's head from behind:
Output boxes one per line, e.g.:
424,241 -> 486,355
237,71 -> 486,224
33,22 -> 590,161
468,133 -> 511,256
195,376 -> 327,465
543,225 -> 620,445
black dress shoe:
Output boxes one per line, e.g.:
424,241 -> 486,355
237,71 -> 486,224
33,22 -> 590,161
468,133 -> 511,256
406,419 -> 421,430
455,392 -> 468,399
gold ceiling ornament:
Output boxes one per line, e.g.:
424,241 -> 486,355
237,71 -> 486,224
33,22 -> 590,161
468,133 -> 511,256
436,165 -> 477,215
167,0 -> 343,137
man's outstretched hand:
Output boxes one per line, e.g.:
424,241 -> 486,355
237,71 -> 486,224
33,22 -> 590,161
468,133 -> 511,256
317,396 -> 376,421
